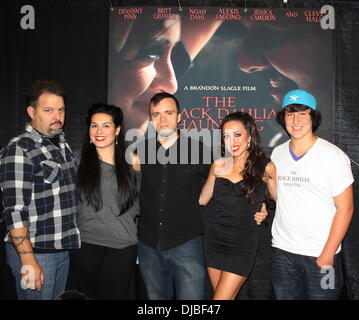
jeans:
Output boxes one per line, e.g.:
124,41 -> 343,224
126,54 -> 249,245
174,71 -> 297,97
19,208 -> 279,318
236,253 -> 275,300
272,248 -> 343,300
137,237 -> 206,300
6,242 -> 69,300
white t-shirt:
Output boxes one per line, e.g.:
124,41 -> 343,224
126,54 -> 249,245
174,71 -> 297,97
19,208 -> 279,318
271,137 -> 354,257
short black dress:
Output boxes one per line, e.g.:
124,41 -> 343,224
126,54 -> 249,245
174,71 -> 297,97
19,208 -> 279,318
204,177 -> 266,277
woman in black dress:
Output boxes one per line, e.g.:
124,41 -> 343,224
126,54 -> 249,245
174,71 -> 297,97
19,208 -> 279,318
199,112 -> 276,300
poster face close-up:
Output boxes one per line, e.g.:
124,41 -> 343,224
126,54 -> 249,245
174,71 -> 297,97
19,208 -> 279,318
108,7 -> 333,150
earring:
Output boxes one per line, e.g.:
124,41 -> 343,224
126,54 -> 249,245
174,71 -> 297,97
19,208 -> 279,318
90,140 -> 92,144
115,135 -> 118,145
247,141 -> 251,148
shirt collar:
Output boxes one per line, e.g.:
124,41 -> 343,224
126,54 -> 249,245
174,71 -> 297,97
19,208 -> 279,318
25,123 -> 65,145
156,134 -> 180,151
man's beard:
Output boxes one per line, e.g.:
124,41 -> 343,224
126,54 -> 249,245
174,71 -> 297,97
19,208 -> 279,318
47,121 -> 63,136
48,127 -> 63,136
157,128 -> 176,138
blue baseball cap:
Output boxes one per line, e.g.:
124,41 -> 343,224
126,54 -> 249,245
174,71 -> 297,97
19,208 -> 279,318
281,89 -> 317,110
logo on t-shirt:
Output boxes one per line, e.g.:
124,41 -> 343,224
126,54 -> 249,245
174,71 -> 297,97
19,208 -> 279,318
278,170 -> 310,187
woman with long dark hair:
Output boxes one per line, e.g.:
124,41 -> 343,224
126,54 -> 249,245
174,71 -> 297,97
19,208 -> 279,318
70,103 -> 140,300
199,111 -> 276,300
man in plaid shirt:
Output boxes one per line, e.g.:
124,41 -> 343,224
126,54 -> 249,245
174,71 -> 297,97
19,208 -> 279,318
0,80 -> 80,300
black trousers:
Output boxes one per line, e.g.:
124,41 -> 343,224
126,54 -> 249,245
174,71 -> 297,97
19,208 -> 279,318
69,242 -> 137,300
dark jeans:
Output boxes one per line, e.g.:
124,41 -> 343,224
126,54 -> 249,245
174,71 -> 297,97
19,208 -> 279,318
69,242 -> 137,300
137,237 -> 206,300
236,254 -> 275,300
6,242 -> 69,300
272,248 -> 343,300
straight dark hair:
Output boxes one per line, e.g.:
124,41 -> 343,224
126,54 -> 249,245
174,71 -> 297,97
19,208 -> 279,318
149,92 -> 180,114
276,104 -> 322,135
221,112 -> 271,204
77,103 -> 137,214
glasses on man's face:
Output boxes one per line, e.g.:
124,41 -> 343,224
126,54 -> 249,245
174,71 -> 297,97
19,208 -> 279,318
171,41 -> 193,80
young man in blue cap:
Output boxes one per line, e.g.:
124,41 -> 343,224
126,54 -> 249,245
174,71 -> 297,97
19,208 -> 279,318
270,89 -> 354,299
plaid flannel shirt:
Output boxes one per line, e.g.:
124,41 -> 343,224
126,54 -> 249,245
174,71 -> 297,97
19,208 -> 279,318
0,124 -> 80,249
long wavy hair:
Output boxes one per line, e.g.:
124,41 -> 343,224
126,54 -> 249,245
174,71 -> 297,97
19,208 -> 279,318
77,103 -> 137,214
221,112 -> 270,204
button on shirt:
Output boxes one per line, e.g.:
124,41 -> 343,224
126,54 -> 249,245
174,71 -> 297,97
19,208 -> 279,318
138,135 -> 211,250
0,124 -> 80,250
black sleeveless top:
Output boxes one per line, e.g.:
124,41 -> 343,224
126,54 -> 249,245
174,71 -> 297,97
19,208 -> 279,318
204,158 -> 272,277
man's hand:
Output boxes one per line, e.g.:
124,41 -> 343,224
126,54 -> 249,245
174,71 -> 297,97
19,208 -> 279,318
316,253 -> 334,269
254,202 -> 268,225
21,261 -> 44,291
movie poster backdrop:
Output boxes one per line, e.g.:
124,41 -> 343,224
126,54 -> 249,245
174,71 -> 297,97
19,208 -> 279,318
108,7 -> 333,151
